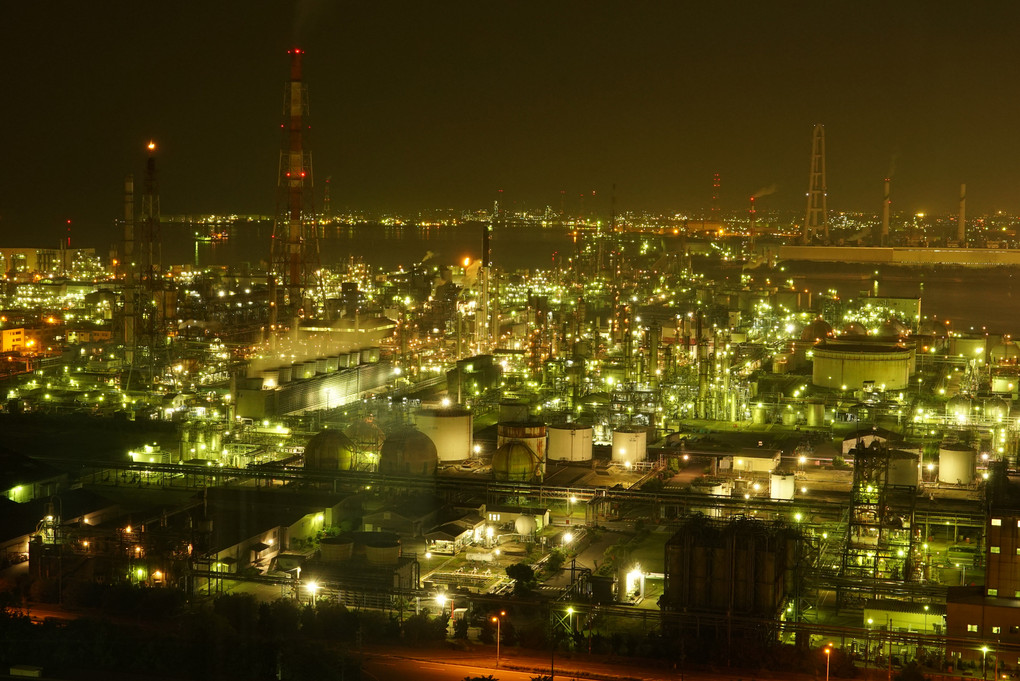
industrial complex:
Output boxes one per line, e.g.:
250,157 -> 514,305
4,48 -> 1020,681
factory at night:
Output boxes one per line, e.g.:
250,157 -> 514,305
4,4 -> 1020,680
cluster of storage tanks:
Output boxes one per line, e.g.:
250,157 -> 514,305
254,348 -> 381,389
412,400 -> 652,482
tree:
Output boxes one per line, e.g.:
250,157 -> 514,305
506,562 -> 536,596
894,661 -> 928,681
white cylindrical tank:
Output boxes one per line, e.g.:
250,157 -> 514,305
259,369 -> 279,389
416,408 -> 473,462
298,361 -> 316,379
781,409 -> 798,426
612,428 -> 647,465
348,352 -> 361,367
315,358 -> 329,374
278,365 -> 293,384
336,353 -> 351,369
497,423 -> 547,470
547,424 -> 593,462
361,347 -> 381,364
751,404 -> 767,425
888,450 -> 920,487
939,444 -> 976,485
324,356 -> 339,373
770,472 -> 795,500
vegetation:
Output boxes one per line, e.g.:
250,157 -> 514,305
505,562 -> 536,596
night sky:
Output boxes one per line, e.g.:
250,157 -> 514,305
3,1 -> 1020,247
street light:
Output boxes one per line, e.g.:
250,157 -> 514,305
435,593 -> 448,615
491,610 -> 506,667
305,581 -> 319,604
824,645 -> 832,681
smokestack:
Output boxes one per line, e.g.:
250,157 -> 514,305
882,178 -> 890,245
123,174 -> 134,279
749,195 -> 756,249
958,183 -> 967,245
481,223 -> 491,268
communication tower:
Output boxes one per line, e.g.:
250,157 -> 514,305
803,124 -> 828,243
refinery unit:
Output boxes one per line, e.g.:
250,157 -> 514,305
5,49 -> 1020,678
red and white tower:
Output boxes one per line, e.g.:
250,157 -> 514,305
271,48 -> 319,318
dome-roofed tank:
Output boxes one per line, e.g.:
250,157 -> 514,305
879,318 -> 909,338
990,339 -> 1020,364
841,321 -> 868,337
378,427 -> 438,476
801,318 -> 834,342
917,319 -> 949,338
304,429 -> 356,471
947,395 -> 972,422
492,441 -> 540,482
985,397 -> 1011,422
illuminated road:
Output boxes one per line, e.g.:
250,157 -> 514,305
362,655 -> 537,681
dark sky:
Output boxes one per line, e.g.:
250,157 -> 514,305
3,1 -> 1020,247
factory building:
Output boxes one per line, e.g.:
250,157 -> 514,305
234,359 -> 391,417
946,481 -> 1020,664
662,515 -> 802,638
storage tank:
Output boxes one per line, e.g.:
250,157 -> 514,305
278,365 -> 293,384
347,351 -> 361,367
360,347 -> 381,364
770,472 -> 795,500
259,369 -> 279,389
298,361 -> 316,379
324,356 -> 339,373
315,358 -> 329,374
985,397 -> 1010,422
514,515 -> 538,536
491,441 -> 541,482
805,402 -> 825,427
336,353 -> 351,369
365,540 -> 401,566
303,429 -> 355,471
888,450 -> 920,487
499,400 -> 530,423
781,409 -> 798,426
547,423 -> 593,462
939,443 -> 976,485
612,427 -> 647,465
751,404 -> 767,425
947,395 -> 971,422
378,427 -> 438,476
319,536 -> 354,562
811,342 -> 913,390
416,408 -> 473,462
497,423 -> 547,469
